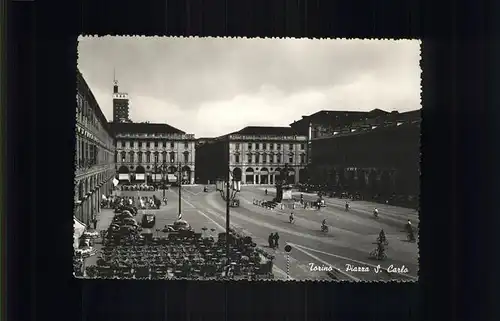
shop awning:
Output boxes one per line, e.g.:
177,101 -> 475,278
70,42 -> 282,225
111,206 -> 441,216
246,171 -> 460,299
135,174 -> 145,180
73,217 -> 86,250
118,174 -> 130,180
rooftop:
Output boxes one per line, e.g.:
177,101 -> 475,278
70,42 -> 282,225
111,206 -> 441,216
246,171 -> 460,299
108,122 -> 186,135
77,70 -> 112,134
231,126 -> 299,136
290,109 -> 387,126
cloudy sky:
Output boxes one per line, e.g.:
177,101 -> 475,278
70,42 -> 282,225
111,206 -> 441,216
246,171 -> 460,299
78,37 -> 421,138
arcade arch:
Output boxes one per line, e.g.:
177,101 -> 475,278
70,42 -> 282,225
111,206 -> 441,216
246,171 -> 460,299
245,167 -> 254,184
232,167 -> 242,181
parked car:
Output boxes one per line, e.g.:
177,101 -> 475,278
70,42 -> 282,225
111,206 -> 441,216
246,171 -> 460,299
141,214 -> 156,228
162,219 -> 193,232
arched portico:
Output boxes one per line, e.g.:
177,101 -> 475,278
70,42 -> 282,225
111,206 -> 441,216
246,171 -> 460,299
135,165 -> 146,182
259,167 -> 270,184
182,165 -> 192,184
288,168 -> 296,185
232,167 -> 242,182
245,167 -> 254,184
118,165 -> 130,181
299,168 -> 307,183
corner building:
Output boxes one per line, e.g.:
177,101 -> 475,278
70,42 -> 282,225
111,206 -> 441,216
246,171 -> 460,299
110,122 -> 196,185
292,109 -> 421,199
196,127 -> 308,185
75,70 -> 116,227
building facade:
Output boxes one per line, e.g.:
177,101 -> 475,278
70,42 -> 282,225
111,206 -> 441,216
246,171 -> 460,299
304,110 -> 421,198
111,122 -> 197,185
290,109 -> 388,165
75,71 -> 116,227
196,127 -> 308,185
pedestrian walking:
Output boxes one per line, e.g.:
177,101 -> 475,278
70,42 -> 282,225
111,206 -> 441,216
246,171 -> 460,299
273,232 -> 280,249
268,233 -> 274,248
92,217 -> 97,230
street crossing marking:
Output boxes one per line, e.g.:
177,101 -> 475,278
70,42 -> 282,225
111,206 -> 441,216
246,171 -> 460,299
181,196 -> 196,208
288,242 -> 418,281
182,188 -> 203,196
169,188 -> 196,208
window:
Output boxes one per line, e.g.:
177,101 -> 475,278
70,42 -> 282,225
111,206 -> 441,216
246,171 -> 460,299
170,142 -> 175,149
289,155 -> 294,163
300,154 -> 305,163
184,142 -> 189,149
170,152 -> 175,162
235,155 -> 240,163
270,143 -> 274,150
248,143 -> 252,150
289,144 -> 293,150
154,141 -> 158,148
255,154 -> 260,163
154,152 -> 159,162
263,143 -> 266,150
163,142 -> 167,148
183,152 -> 189,163
277,154 -> 281,163
138,141 -> 142,148
300,144 -> 305,150
138,152 -> 142,163
277,144 -> 281,150
146,152 -> 151,163
235,143 -> 240,150
247,154 -> 252,163
256,143 -> 260,150
262,155 -> 267,163
130,151 -> 135,163
162,151 -> 167,162
121,151 -> 126,162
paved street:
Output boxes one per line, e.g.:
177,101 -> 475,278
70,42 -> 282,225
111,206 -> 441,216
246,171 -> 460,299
151,185 -> 420,281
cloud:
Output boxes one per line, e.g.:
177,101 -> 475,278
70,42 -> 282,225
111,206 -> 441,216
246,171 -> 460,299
77,37 -> 421,137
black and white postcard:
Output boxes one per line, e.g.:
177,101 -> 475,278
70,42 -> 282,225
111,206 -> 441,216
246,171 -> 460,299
74,36 -> 421,282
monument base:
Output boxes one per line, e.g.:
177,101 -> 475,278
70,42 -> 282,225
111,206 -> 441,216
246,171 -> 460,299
282,189 -> 292,200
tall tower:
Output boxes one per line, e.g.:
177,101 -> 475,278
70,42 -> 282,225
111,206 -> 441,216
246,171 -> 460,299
112,72 -> 130,123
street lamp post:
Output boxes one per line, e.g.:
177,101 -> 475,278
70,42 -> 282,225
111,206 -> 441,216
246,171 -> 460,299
154,153 -> 159,188
162,160 -> 166,199
224,136 -> 236,262
122,156 -> 126,186
226,159 -> 231,262
178,162 -> 182,219
171,159 -> 182,220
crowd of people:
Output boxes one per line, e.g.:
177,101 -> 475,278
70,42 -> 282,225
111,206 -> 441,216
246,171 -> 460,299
294,183 -> 418,210
102,195 -> 163,210
84,229 -> 275,280
119,184 -> 156,192
78,203 -> 276,280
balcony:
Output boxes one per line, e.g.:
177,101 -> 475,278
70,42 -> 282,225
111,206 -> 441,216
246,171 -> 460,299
75,159 -> 115,177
